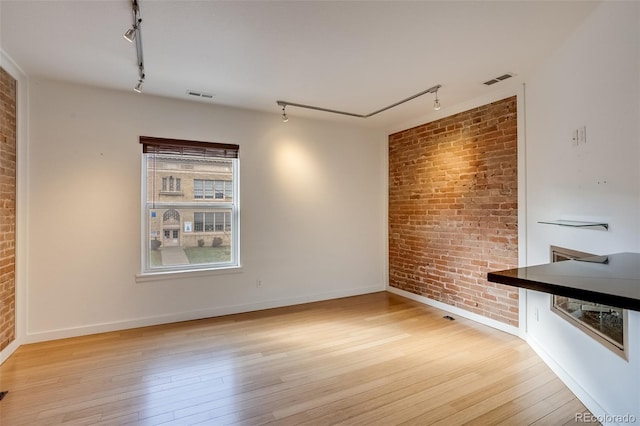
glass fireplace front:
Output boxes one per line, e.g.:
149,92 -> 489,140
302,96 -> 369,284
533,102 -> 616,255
550,246 -> 626,356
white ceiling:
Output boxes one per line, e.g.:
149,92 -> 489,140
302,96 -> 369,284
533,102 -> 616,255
1,0 -> 599,131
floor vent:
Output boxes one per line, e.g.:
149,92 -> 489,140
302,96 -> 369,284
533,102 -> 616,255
483,73 -> 514,86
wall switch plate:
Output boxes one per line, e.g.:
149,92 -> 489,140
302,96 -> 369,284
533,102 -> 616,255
578,126 -> 587,144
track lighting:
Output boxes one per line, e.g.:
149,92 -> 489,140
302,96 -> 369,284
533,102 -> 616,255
276,84 -> 441,119
433,87 -> 441,111
123,26 -> 137,42
281,105 -> 289,122
134,79 -> 144,93
124,0 -> 146,93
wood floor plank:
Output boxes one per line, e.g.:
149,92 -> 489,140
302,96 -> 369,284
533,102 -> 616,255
0,292 -> 597,425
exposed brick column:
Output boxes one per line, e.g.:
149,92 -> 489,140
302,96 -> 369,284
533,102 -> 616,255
0,67 -> 17,351
389,96 -> 519,326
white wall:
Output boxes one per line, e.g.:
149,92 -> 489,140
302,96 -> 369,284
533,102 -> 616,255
25,78 -> 387,341
524,1 -> 640,423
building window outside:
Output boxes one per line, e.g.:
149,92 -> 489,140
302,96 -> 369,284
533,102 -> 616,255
194,179 -> 232,200
194,211 -> 231,232
163,209 -> 180,223
161,176 -> 182,194
141,137 -> 239,274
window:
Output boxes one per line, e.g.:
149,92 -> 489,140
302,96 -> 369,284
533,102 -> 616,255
193,211 -> 231,232
194,179 -> 232,200
161,176 -> 182,194
163,209 -> 180,223
141,136 -> 239,274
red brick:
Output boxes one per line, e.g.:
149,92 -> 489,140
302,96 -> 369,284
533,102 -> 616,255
0,67 -> 16,351
389,97 -> 518,326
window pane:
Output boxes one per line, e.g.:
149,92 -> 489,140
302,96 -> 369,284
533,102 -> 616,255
225,211 -> 231,231
194,180 -> 203,199
204,180 -> 214,199
214,212 -> 224,231
205,212 -> 214,231
215,181 -> 224,199
144,153 -> 237,272
194,212 -> 203,232
225,181 -> 232,199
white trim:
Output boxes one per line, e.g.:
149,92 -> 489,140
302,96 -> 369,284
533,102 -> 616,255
0,50 -> 29,359
0,50 -> 28,78
386,286 -> 521,337
23,285 -> 384,344
381,134 -> 389,290
136,265 -> 243,282
526,334 -> 618,426
517,84 -> 528,333
139,155 -> 240,276
0,339 -> 20,366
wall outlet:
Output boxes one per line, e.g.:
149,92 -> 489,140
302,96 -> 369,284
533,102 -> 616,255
256,279 -> 262,288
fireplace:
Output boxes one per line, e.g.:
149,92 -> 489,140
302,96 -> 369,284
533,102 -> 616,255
550,246 -> 627,357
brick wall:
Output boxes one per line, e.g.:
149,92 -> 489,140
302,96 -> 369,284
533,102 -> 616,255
0,67 -> 17,351
388,96 -> 519,326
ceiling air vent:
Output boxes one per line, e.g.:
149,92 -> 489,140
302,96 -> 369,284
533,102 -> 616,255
483,73 -> 514,86
186,90 -> 215,99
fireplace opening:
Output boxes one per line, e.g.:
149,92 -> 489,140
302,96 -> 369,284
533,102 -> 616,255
550,246 -> 627,357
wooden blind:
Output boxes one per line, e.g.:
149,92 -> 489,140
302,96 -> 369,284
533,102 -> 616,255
140,136 -> 239,158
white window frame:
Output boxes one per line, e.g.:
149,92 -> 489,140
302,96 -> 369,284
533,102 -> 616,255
138,139 -> 240,279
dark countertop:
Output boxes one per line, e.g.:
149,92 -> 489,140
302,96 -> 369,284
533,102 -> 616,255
487,252 -> 640,311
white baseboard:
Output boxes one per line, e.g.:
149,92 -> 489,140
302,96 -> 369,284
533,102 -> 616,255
0,338 -> 21,366
526,334 -> 618,426
24,285 -> 384,344
386,286 -> 521,337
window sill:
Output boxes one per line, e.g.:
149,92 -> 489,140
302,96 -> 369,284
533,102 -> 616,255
136,265 -> 243,283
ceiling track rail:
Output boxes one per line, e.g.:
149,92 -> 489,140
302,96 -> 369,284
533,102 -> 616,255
132,0 -> 145,82
124,0 -> 145,91
276,84 -> 441,118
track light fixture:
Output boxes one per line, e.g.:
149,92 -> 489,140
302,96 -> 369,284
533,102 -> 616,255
433,87 -> 441,111
281,105 -> 289,122
123,26 -> 137,43
276,84 -> 441,120
124,0 -> 146,93
134,78 -> 144,93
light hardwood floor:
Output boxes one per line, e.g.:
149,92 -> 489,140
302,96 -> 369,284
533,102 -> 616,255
0,292 -> 598,425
